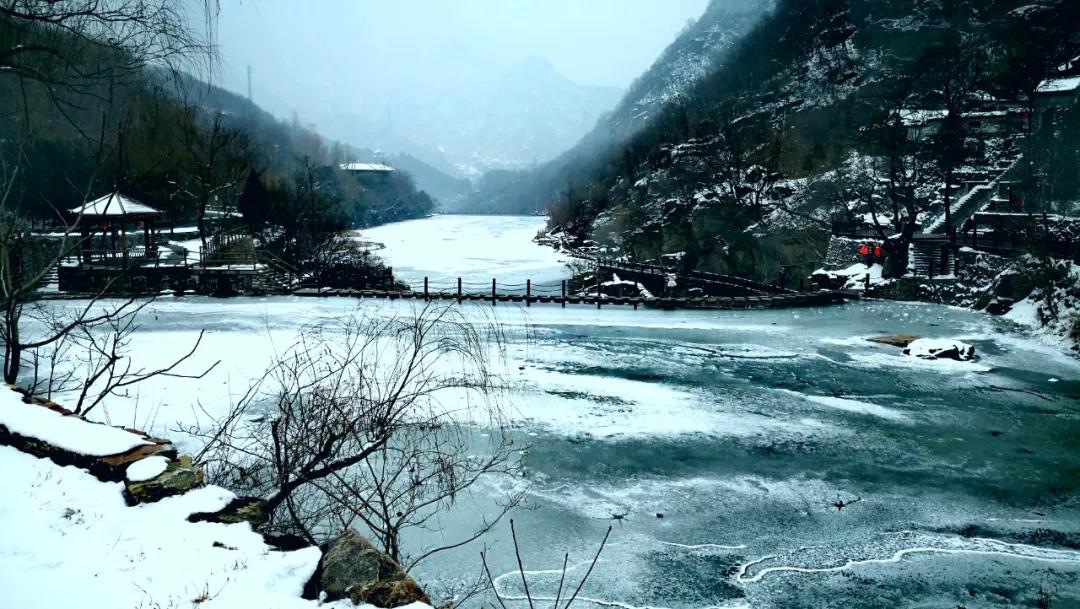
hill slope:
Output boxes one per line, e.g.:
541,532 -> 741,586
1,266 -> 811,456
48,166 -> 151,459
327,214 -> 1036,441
458,0 -> 767,215
541,0 -> 1080,280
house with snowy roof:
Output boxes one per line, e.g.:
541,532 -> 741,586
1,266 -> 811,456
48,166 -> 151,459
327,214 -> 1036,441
1033,76 -> 1080,129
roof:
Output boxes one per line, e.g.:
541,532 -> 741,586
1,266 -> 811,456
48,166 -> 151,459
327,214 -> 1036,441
68,193 -> 161,217
339,162 -> 395,173
1036,76 -> 1080,94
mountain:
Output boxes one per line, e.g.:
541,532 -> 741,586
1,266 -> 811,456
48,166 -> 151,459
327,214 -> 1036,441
598,0 -> 767,141
301,56 -> 622,179
536,0 -> 1080,281
458,0 -> 767,215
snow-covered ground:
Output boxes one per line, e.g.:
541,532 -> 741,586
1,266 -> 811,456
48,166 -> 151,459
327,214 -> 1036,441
0,444 -> 336,609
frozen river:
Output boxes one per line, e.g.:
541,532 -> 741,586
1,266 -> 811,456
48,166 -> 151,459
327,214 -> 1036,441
65,216 -> 1080,608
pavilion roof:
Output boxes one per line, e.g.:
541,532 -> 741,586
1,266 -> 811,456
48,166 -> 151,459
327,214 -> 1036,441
68,193 -> 161,218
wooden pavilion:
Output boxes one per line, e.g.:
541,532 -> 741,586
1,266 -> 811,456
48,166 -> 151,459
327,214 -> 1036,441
68,193 -> 162,264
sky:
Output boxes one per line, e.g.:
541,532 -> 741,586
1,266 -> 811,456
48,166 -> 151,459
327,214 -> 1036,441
210,0 -> 711,116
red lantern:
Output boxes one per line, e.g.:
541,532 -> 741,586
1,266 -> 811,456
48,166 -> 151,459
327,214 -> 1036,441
858,244 -> 870,257
873,246 -> 882,257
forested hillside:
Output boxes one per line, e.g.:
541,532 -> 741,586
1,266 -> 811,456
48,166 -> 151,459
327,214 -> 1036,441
0,15 -> 434,232
505,0 -> 1080,282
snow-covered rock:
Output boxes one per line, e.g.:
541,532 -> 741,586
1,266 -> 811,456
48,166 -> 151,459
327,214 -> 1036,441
0,388 -> 151,457
903,338 -> 977,361
126,455 -> 170,482
124,455 -> 204,504
813,263 -> 886,291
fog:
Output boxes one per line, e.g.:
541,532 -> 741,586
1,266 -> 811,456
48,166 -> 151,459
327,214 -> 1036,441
210,0 -> 711,175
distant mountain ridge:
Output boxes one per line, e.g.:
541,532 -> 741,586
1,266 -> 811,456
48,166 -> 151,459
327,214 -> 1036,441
457,0 -> 767,215
299,56 -> 622,180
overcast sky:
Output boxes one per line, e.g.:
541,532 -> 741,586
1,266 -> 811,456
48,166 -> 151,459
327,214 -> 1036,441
210,0 -> 711,117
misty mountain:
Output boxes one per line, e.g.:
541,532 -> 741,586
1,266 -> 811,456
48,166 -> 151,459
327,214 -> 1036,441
300,56 -> 622,179
601,0 -> 766,140
459,0 -> 766,214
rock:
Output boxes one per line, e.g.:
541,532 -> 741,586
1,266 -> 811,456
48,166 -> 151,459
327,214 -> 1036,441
189,497 -> 268,526
319,529 -> 431,608
0,393 -> 177,482
985,297 -> 1014,316
868,334 -> 921,348
96,441 -> 178,479
902,338 -> 976,361
123,455 -> 203,504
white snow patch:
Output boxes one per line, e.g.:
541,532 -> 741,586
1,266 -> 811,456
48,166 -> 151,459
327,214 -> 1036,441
780,390 -> 910,423
813,263 -> 885,291
126,455 -> 170,482
0,389 -> 151,457
904,338 -> 976,361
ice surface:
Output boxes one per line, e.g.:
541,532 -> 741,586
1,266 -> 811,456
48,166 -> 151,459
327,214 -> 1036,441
13,216 -> 1080,609
353,215 -> 570,289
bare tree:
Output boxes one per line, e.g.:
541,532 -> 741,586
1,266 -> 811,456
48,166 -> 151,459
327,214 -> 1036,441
22,297 -> 218,415
0,0 -> 220,389
175,106 -> 249,253
183,302 -> 523,567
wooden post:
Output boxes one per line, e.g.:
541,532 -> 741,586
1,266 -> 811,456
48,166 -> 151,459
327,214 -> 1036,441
424,277 -> 429,301
526,279 -> 531,307
457,277 -> 462,304
492,278 -> 497,306
561,279 -> 566,308
864,273 -> 870,291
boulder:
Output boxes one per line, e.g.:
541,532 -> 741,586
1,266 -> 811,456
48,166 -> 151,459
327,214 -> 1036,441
868,334 -> 921,348
985,297 -> 1015,316
903,338 -> 976,361
319,529 -> 431,607
189,497 -> 268,526
124,455 -> 204,504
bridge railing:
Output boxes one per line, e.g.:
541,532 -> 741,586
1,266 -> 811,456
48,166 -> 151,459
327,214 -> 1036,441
589,257 -> 795,296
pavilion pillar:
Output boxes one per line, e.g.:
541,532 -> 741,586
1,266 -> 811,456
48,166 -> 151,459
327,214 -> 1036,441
80,227 -> 91,263
120,220 -> 128,263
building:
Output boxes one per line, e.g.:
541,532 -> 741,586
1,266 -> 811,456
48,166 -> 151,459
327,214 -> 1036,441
1034,76 -> 1080,128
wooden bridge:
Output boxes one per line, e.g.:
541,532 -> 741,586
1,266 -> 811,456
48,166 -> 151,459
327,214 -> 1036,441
293,277 -> 853,310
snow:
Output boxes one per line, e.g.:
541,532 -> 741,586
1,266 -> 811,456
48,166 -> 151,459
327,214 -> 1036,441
0,389 -> 151,457
68,192 -> 161,217
1036,76 -> 1080,94
340,162 -> 395,173
126,455 -> 170,482
1004,297 -> 1041,327
813,263 -> 885,290
903,338 -> 976,361
783,391 -> 910,423
0,445 -> 366,609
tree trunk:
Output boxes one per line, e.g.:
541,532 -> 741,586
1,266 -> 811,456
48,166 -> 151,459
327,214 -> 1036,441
4,304 -> 21,385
